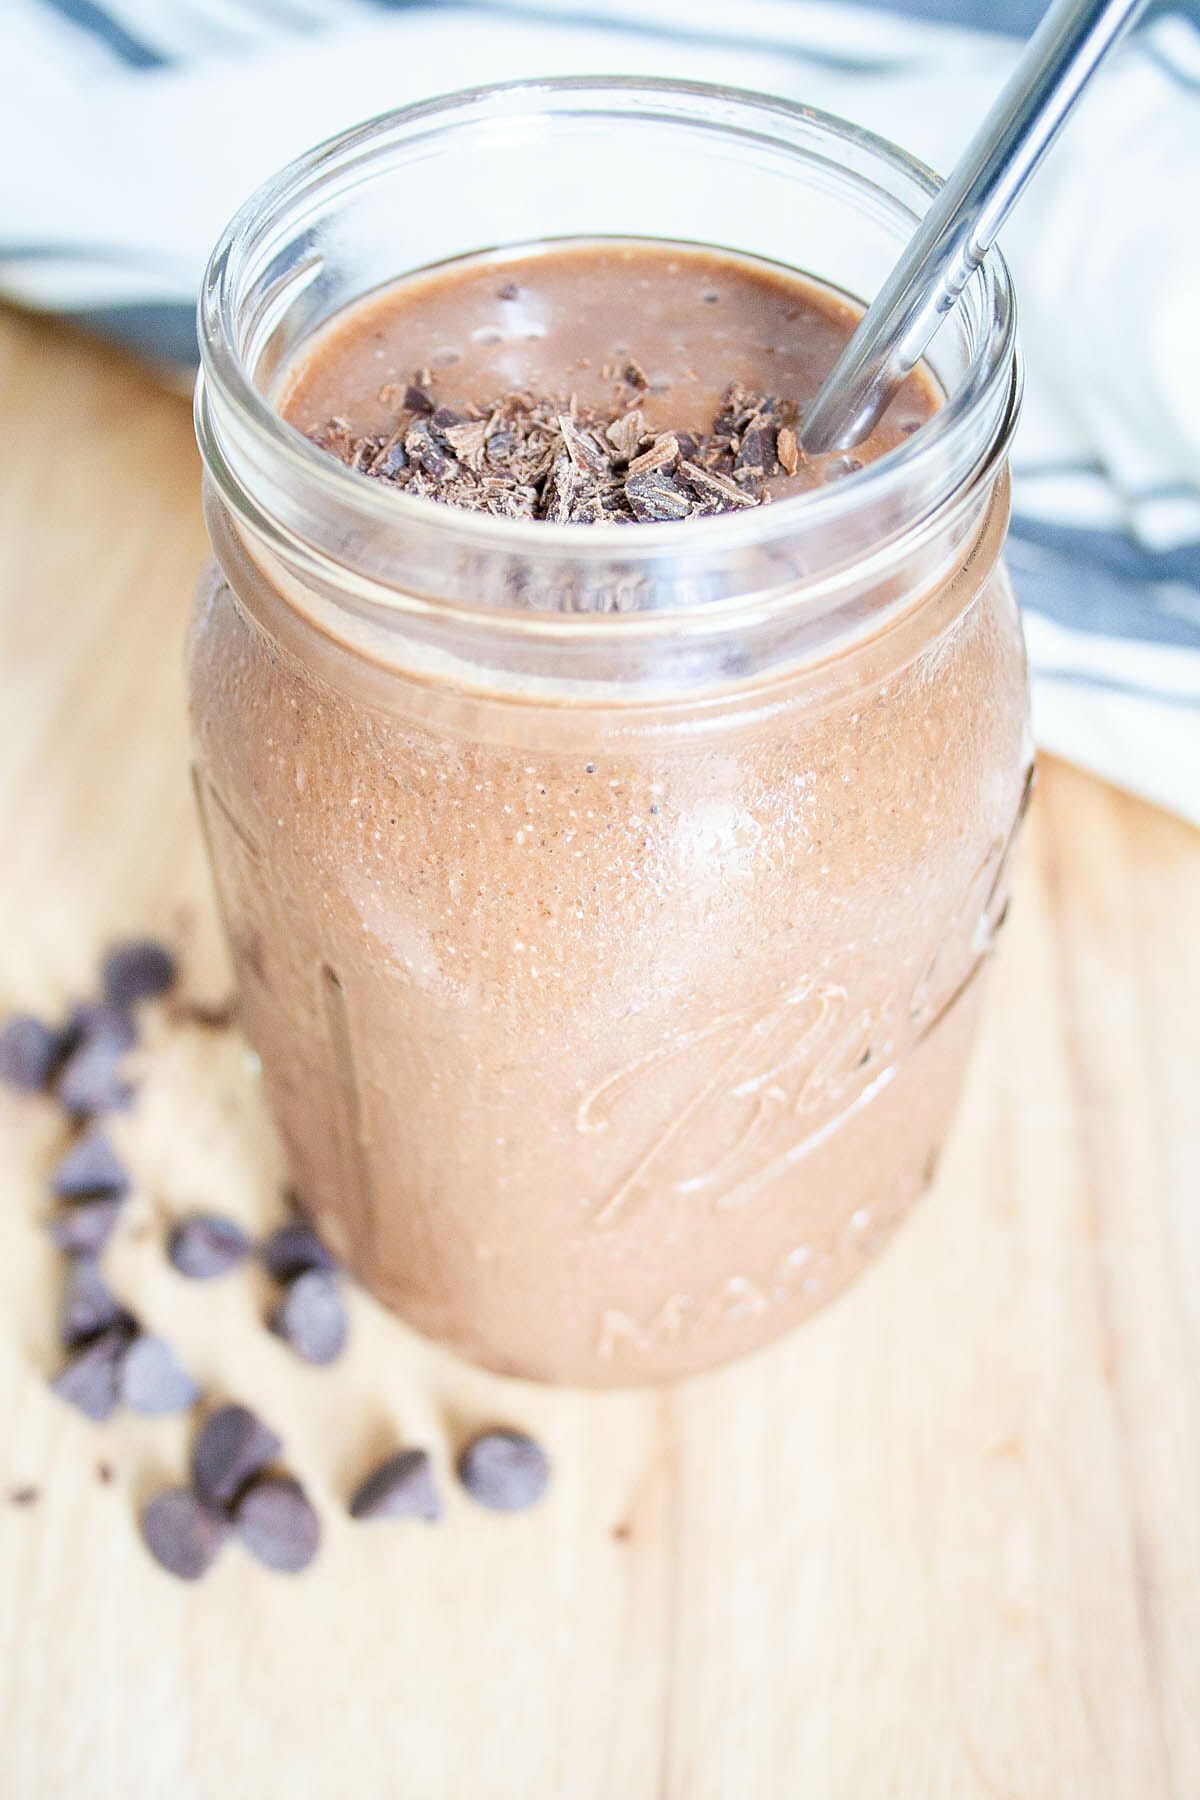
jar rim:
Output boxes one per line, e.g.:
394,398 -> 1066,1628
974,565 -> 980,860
196,75 -> 1019,620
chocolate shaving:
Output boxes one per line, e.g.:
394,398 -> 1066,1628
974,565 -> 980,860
777,425 -> 802,477
308,379 -> 791,525
624,470 -> 693,523
627,432 -> 679,478
605,409 -> 646,464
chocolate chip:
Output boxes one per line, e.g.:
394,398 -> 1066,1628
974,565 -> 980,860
0,1014 -> 60,1091
120,1335 -> 200,1414
60,1255 -> 135,1348
403,382 -> 434,415
191,1404 -> 282,1508
168,1213 -> 251,1279
457,1429 -> 550,1513
10,1486 -> 39,1506
235,1476 -> 321,1572
140,1488 -> 229,1581
96,1461 -> 114,1484
51,1126 -> 129,1198
260,1219 -> 338,1281
56,1012 -> 135,1115
349,1449 -> 441,1523
101,939 -> 177,1007
51,1325 -> 132,1422
64,1002 -> 137,1053
268,1268 -> 346,1365
46,1194 -> 124,1255
496,281 -> 520,300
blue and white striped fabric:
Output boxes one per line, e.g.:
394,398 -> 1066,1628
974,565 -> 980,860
5,0 -> 1199,824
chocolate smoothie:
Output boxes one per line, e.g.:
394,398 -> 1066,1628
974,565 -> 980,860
189,238 -> 1030,1383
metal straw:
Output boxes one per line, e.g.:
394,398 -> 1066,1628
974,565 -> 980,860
798,0 -> 1147,456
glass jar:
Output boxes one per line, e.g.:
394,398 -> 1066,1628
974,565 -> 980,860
191,78 -> 1030,1385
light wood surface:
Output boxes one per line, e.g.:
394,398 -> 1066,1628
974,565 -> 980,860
1,308 -> 1198,1800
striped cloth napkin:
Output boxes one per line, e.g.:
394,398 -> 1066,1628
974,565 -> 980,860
4,0 -> 1199,824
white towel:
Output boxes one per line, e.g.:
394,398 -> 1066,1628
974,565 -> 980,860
4,0 -> 1198,825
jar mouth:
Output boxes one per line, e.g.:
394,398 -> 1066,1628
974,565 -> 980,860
196,76 -> 1018,618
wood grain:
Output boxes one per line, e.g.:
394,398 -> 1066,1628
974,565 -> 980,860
1,308 -> 1198,1800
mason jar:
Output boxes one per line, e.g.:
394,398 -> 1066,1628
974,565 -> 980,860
190,78 -> 1031,1385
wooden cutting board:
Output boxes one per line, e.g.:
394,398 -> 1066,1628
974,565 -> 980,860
1,309 -> 1198,1800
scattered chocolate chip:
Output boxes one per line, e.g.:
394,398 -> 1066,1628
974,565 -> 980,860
349,1448 -> 441,1523
268,1268 -> 346,1365
120,1335 -> 200,1415
46,1194 -> 124,1256
457,1429 -> 550,1513
51,1125 -> 129,1198
56,1016 -> 135,1115
403,382 -> 434,415
168,1213 -> 251,1280
191,1404 -> 282,1509
101,939 -> 177,1007
622,360 -> 649,390
260,1220 -> 338,1281
140,1488 -> 229,1581
64,1001 -> 137,1052
496,281 -> 520,300
0,1014 -> 60,1091
59,1255 -> 136,1348
51,1325 -> 132,1422
96,1461 -> 114,1484
235,1476 -> 321,1573
10,1486 -> 39,1506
